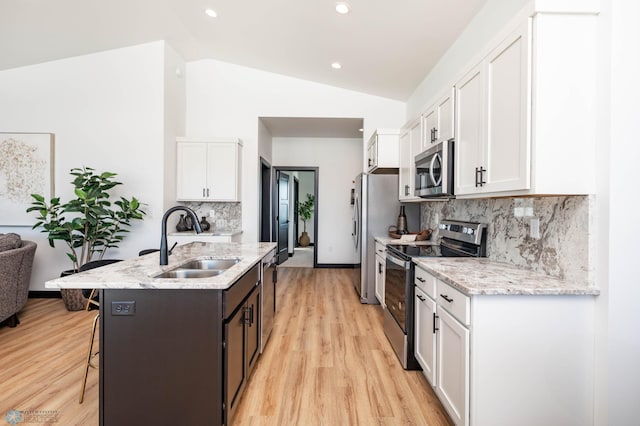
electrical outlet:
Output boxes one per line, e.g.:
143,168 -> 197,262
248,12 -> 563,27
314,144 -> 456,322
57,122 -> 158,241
111,301 -> 136,316
529,218 -> 540,239
209,210 -> 216,218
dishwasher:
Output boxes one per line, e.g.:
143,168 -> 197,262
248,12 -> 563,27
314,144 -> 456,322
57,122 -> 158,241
261,249 -> 277,352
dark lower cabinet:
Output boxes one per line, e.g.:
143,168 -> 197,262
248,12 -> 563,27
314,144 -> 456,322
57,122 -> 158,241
224,283 -> 260,425
100,264 -> 260,426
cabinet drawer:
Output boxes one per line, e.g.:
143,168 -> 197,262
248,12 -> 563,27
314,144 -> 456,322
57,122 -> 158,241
415,266 -> 436,299
436,280 -> 470,326
375,242 -> 386,256
223,264 -> 259,319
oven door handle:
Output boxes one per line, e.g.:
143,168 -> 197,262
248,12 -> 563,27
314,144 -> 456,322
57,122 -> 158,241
386,253 -> 410,269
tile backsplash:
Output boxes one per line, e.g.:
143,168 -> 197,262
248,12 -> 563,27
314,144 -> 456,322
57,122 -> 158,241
181,202 -> 242,232
420,196 -> 593,284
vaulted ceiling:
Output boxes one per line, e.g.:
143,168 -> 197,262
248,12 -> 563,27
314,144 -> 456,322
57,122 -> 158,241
0,0 -> 487,101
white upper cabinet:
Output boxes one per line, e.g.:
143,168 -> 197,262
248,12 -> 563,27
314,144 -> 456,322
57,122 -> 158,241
455,64 -> 485,195
176,138 -> 243,202
454,6 -> 597,197
367,129 -> 400,173
398,118 -> 423,202
423,88 -> 455,149
455,22 -> 529,195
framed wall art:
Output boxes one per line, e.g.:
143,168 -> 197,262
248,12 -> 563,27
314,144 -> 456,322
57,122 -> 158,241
0,132 -> 55,226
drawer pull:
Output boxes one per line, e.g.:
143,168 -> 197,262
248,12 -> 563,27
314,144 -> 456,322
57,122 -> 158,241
440,294 -> 454,303
416,294 -> 426,302
416,277 -> 425,283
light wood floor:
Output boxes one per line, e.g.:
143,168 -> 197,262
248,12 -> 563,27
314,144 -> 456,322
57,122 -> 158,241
0,268 -> 451,425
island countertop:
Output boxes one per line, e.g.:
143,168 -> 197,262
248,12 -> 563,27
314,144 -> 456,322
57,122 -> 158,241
45,242 -> 277,290
414,257 -> 599,296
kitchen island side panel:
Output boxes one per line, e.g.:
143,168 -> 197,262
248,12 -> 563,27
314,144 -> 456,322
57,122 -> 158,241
100,289 -> 223,426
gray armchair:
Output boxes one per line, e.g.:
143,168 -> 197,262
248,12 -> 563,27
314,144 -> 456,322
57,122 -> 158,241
0,238 -> 37,327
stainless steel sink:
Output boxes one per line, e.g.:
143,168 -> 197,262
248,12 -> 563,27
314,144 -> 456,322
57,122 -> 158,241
154,269 -> 222,279
178,258 -> 240,270
153,257 -> 241,279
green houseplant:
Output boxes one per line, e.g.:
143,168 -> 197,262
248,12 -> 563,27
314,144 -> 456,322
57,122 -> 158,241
296,194 -> 315,247
28,167 -> 145,310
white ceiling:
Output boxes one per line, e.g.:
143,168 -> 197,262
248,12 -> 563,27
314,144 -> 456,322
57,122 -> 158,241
0,0 -> 487,101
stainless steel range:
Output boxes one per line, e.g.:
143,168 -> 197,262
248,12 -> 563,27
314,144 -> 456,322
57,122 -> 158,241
383,219 -> 487,369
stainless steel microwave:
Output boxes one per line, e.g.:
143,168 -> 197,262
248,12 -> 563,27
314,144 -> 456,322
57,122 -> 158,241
414,139 -> 454,198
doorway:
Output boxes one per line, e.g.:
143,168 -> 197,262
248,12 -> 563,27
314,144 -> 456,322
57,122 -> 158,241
259,158 -> 271,242
273,167 -> 318,268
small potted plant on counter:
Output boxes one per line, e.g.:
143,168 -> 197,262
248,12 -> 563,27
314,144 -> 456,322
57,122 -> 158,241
28,167 -> 145,310
296,193 -> 315,247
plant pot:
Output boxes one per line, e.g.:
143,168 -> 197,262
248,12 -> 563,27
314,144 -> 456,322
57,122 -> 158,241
299,231 -> 310,247
60,270 -> 87,311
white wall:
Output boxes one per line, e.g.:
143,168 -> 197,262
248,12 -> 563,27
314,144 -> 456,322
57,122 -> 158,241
163,43 -> 186,212
594,0 -> 640,423
272,137 -> 360,265
0,41 -> 179,291
406,0 -> 529,118
185,59 -> 405,244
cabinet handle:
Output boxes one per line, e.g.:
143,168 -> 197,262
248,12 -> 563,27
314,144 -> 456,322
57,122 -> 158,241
202,188 -> 206,197
243,306 -> 252,324
475,167 -> 486,187
378,263 -> 383,274
206,188 -> 210,197
416,276 -> 425,283
417,294 -> 425,302
368,158 -> 372,167
433,313 -> 439,334
433,127 -> 438,141
440,294 -> 454,303
404,185 -> 410,196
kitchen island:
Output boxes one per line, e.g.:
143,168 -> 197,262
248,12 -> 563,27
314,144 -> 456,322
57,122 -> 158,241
47,241 -> 277,426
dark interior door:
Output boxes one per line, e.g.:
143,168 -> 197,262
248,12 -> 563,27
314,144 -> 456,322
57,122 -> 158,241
260,160 -> 271,242
277,172 -> 289,264
293,177 -> 299,247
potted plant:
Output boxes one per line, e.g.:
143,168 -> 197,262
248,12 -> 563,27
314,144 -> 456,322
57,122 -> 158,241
28,167 -> 145,310
296,194 -> 315,247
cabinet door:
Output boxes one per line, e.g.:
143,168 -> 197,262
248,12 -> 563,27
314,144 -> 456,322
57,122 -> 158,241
398,128 -> 412,200
367,139 -> 378,171
415,287 -> 437,387
207,143 -> 239,201
375,254 -> 386,307
437,89 -> 455,143
423,108 -> 437,147
246,286 -> 261,376
437,308 -> 469,426
177,142 -> 208,200
484,22 -> 530,193
225,304 -> 246,423
455,64 -> 484,196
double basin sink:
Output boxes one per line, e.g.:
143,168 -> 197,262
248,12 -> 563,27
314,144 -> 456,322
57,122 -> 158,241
154,257 -> 241,279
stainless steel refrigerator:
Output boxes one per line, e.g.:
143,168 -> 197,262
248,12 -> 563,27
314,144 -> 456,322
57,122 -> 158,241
352,173 -> 418,304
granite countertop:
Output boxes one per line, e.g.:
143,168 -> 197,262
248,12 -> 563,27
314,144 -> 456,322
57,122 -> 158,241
414,257 -> 599,296
375,235 -> 438,246
45,242 -> 277,290
169,229 -> 243,236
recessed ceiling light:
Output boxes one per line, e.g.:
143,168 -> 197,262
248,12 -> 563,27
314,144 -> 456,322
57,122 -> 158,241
331,62 -> 342,69
335,3 -> 350,14
205,8 -> 217,18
